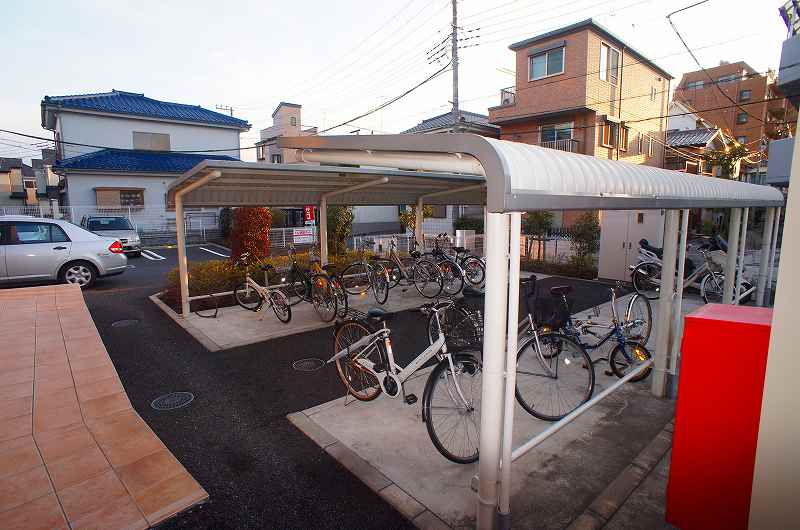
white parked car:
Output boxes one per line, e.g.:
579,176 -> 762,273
0,216 -> 127,288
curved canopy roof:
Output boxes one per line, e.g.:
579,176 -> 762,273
167,134 -> 784,211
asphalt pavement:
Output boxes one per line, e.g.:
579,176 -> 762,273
5,244 -> 617,529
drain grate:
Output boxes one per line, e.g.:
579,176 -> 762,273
151,392 -> 194,411
111,319 -> 139,328
292,358 -> 325,372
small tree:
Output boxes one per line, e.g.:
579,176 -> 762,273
229,207 -> 272,263
327,206 -> 354,257
701,144 -> 752,179
523,211 -> 553,259
399,204 -> 433,233
569,212 -> 600,270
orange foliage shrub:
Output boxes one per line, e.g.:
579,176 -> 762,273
229,207 -> 272,263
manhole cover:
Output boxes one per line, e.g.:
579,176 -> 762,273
111,319 -> 139,328
292,358 -> 325,372
151,392 -> 194,411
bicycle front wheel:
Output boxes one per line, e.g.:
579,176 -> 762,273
412,259 -> 444,298
427,304 -> 481,351
439,259 -> 464,296
624,294 -> 652,344
608,341 -> 652,382
700,272 -> 724,304
461,256 -> 485,286
376,259 -> 401,289
234,282 -> 263,311
422,354 -> 482,464
269,290 -> 292,323
631,262 -> 662,300
341,262 -> 371,295
334,321 -> 382,401
371,266 -> 389,305
311,274 -> 338,322
280,270 -> 307,306
515,332 -> 595,421
332,277 -> 349,318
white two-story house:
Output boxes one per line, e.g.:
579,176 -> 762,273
42,90 -> 250,212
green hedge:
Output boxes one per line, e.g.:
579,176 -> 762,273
520,258 -> 597,280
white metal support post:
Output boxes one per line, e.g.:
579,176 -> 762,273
651,209 -> 679,397
766,206 -> 782,303
477,212 -> 510,530
723,208 -> 742,304
497,212 -> 521,530
668,209 -> 690,376
735,207 -> 749,305
756,207 -> 776,306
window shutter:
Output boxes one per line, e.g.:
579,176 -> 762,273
95,189 -> 121,207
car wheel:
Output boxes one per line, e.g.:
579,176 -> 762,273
60,262 -> 97,289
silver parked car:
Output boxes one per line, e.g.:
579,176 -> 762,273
80,215 -> 142,257
0,216 -> 127,288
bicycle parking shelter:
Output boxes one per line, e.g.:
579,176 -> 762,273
167,133 -> 786,530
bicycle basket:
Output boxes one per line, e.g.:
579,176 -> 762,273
706,250 -> 726,274
534,295 -> 572,330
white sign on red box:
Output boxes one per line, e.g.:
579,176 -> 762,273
293,228 -> 315,244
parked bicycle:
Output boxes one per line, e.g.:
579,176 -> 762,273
280,245 -> 339,322
330,305 -> 482,463
424,234 -> 465,296
340,242 -> 390,304
233,252 -> 292,323
309,254 -> 348,319
373,236 -> 444,299
630,235 -> 753,304
429,233 -> 486,288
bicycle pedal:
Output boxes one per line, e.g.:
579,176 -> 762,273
404,394 -> 418,405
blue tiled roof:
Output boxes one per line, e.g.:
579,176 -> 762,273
54,149 -> 237,173
42,90 -> 250,129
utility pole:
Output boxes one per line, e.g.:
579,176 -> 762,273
215,104 -> 234,116
451,0 -> 459,132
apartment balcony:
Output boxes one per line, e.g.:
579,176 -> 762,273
538,138 -> 580,153
499,87 -> 515,106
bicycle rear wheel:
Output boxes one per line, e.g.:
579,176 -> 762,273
371,266 -> 389,305
439,259 -> 464,296
340,262 -> 371,295
422,353 -> 482,464
280,269 -> 307,306
269,290 -> 292,323
412,259 -> 444,298
624,294 -> 652,344
461,256 -> 485,286
331,277 -> 348,318
376,259 -> 401,289
334,321 -> 382,401
631,262 -> 662,300
311,274 -> 337,322
700,272 -> 724,303
515,332 -> 594,421
234,282 -> 263,311
608,341 -> 652,382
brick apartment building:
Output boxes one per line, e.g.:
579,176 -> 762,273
673,61 -> 797,183
488,19 -> 672,226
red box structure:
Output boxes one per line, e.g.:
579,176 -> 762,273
666,304 -> 772,530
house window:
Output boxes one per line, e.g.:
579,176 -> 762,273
736,136 -> 747,144
256,145 -> 266,160
95,188 -> 145,208
718,74 -> 738,84
600,122 -> 618,148
684,161 -> 700,174
23,179 -> 37,190
290,117 -> 297,126
271,154 -> 283,163
430,205 -> 447,218
540,122 -> 573,142
599,43 -> 620,85
686,80 -> 704,90
132,132 -> 170,151
619,126 -> 629,151
529,47 -> 564,80
739,89 -> 752,102
736,112 -> 748,124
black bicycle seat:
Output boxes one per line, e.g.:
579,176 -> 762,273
322,264 -> 336,272
366,307 -> 392,323
261,264 -> 275,272
550,285 -> 573,297
453,246 -> 467,253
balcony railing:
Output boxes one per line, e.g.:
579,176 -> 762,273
500,87 -> 515,106
539,138 -> 579,153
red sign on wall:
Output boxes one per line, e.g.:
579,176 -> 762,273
304,206 -> 315,225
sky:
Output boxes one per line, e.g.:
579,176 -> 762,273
0,0 -> 789,163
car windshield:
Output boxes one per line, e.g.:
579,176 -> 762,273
87,218 -> 134,231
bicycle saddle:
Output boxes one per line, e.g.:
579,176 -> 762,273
261,264 -> 275,271
453,246 -> 467,253
550,285 -> 573,297
322,264 -> 336,272
366,307 -> 392,323
638,239 -> 663,259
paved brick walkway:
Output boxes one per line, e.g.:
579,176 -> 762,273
0,284 -> 207,529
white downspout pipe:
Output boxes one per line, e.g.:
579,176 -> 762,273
766,206 -> 782,304
477,212 -> 510,530
174,170 -> 221,316
735,207 -> 749,305
723,208 -> 742,304
415,197 -> 424,247
756,207 -> 776,306
319,177 -> 389,264
668,209 -> 690,377
498,212 -> 521,529
651,209 -> 679,398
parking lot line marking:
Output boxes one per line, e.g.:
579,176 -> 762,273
142,250 -> 166,260
200,247 -> 229,258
